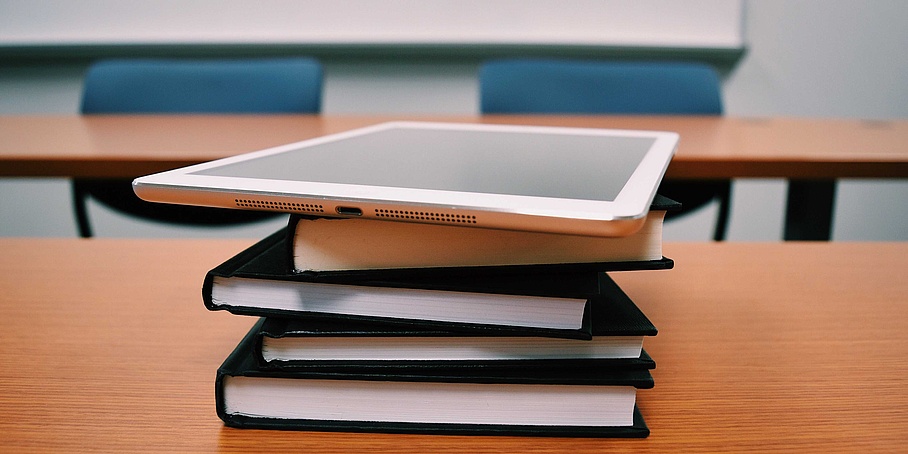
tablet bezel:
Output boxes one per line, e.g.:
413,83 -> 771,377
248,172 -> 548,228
133,121 -> 678,237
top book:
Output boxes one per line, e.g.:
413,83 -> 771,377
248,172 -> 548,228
290,195 -> 679,274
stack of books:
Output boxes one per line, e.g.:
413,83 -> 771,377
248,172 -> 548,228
203,196 -> 678,437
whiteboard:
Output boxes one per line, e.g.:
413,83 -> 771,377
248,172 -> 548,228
0,0 -> 744,50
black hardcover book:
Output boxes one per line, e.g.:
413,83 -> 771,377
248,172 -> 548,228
216,325 -> 652,437
254,274 -> 657,369
204,231 -> 620,340
288,194 -> 679,277
204,197 -> 675,340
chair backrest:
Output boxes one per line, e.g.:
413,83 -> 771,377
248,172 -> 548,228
72,57 -> 323,237
478,58 -> 730,241
81,57 -> 323,114
479,59 -> 722,115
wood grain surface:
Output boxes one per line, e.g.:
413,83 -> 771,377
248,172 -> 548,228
0,239 -> 906,452
2,114 -> 907,178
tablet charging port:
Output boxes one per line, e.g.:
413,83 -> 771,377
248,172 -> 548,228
336,206 -> 363,216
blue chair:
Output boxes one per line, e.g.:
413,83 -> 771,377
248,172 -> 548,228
479,59 -> 731,241
74,57 -> 323,237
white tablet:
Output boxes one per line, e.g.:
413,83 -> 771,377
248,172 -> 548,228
133,122 -> 678,237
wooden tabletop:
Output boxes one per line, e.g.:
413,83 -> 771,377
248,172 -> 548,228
1,238 -> 905,452
2,114 -> 907,179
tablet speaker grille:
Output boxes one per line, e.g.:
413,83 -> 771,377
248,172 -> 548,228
235,199 -> 325,214
375,209 -> 477,225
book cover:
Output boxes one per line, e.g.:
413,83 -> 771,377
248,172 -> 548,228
254,274 -> 657,369
204,230 -> 627,340
290,194 -> 679,275
216,325 -> 652,437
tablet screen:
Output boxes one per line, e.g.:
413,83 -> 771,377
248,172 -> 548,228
191,127 -> 654,202
135,122 -> 677,236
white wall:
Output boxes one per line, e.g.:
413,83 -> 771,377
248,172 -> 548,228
723,0 -> 908,240
1,0 -> 906,240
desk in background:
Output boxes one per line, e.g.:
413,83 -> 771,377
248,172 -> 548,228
0,239 -> 905,451
2,115 -> 907,240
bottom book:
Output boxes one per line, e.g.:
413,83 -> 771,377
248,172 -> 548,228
216,323 -> 651,437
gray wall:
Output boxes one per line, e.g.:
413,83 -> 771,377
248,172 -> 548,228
1,0 -> 906,240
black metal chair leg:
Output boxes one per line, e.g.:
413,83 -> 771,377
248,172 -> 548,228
712,184 -> 732,241
72,181 -> 94,238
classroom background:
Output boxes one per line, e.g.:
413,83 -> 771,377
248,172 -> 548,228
1,0 -> 906,240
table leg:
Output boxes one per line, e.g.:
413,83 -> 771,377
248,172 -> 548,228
784,180 -> 837,241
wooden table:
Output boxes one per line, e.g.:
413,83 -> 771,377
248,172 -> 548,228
1,239 -> 905,452
2,115 -> 908,239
